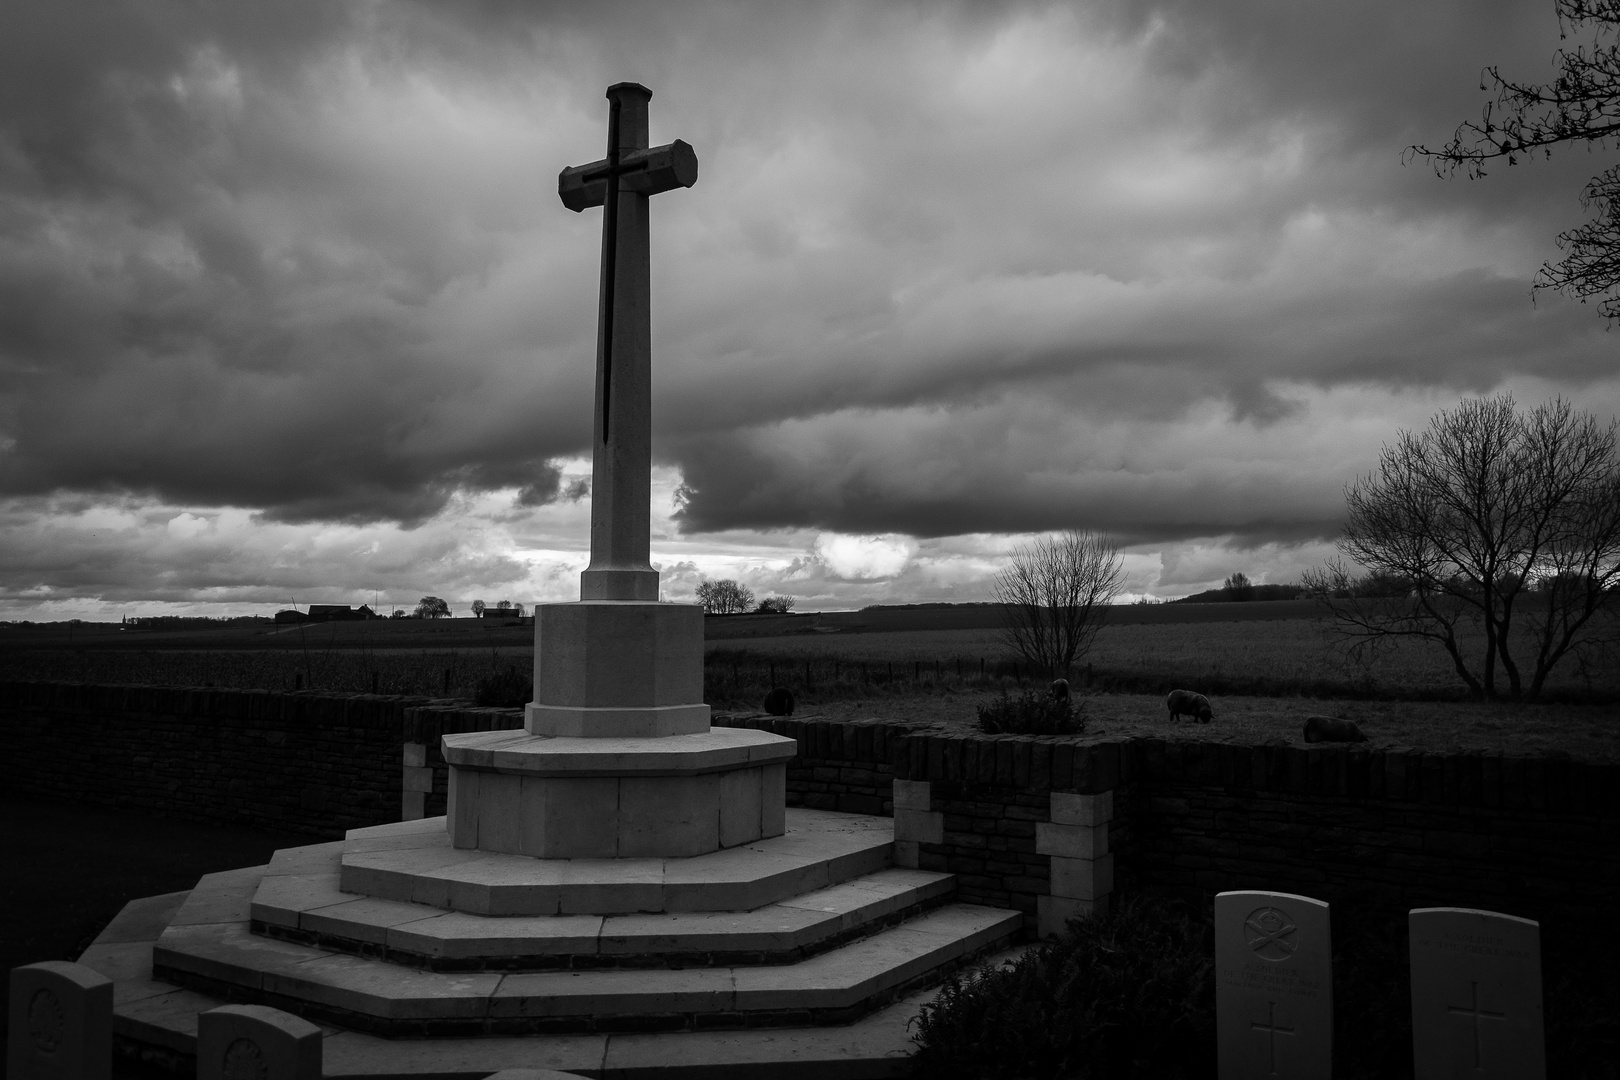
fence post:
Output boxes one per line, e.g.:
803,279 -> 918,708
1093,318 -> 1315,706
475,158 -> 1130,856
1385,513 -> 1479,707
805,659 -> 812,691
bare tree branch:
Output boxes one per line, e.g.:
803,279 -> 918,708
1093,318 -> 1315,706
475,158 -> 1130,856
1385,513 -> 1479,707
1407,0 -> 1620,319
994,531 -> 1124,678
1310,394 -> 1620,700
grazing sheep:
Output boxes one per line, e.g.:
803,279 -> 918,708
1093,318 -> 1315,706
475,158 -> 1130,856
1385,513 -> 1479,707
1303,714 -> 1367,743
762,687 -> 795,716
1166,689 -> 1213,724
1050,678 -> 1070,703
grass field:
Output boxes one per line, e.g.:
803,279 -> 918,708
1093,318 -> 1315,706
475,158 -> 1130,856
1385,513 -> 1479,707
4,605 -> 1613,757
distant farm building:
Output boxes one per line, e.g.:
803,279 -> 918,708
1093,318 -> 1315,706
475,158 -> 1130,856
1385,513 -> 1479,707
274,604 -> 381,625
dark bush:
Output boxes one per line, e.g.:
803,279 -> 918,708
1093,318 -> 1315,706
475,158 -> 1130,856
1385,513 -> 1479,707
473,665 -> 532,708
976,689 -> 1083,735
909,894 -> 1214,1079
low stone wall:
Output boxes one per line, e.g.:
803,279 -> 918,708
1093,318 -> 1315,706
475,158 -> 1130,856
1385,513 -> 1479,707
716,715 -> 1620,927
7,683 -> 1615,931
3,681 -> 437,837
400,702 -> 525,820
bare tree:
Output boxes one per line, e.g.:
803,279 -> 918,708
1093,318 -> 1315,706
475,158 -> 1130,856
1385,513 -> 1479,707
1304,395 -> 1620,700
695,580 -> 755,615
1224,572 -> 1254,601
471,599 -> 486,617
995,530 -> 1124,678
1408,0 -> 1620,320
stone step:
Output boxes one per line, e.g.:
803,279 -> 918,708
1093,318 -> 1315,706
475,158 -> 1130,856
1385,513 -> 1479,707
154,880 -> 1022,1035
337,808 -> 894,916
256,859 -> 957,970
90,890 -> 1035,1079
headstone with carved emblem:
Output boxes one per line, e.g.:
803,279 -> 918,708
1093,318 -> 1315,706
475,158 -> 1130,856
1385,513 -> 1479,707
197,1004 -> 321,1080
7,961 -> 112,1080
1215,890 -> 1333,1079
1409,907 -> 1545,1080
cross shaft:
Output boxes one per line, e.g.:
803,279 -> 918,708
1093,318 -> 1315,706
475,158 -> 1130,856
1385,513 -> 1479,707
558,83 -> 697,602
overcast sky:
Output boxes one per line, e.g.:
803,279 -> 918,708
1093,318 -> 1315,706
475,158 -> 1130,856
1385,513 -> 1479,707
3,0 -> 1618,619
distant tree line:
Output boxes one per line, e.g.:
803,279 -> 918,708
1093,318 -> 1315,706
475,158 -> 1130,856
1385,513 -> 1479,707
694,580 -> 795,615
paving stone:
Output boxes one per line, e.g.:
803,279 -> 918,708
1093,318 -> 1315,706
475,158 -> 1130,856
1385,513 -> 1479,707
556,858 -> 666,914
76,940 -> 155,984
598,907 -> 824,956
110,973 -> 189,1010
168,866 -> 265,927
265,841 -> 345,877
154,923 -> 332,991
490,967 -> 736,1019
115,984 -> 223,1052
320,1030 -> 609,1077
250,873 -> 348,929
290,867 -> 956,965
390,914 -> 604,961
261,952 -> 500,1021
299,897 -> 443,946
87,890 -> 189,946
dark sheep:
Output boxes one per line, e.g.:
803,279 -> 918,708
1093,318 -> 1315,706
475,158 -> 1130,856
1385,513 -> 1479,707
1050,678 -> 1070,703
1166,689 -> 1213,724
1303,714 -> 1367,743
762,687 -> 795,716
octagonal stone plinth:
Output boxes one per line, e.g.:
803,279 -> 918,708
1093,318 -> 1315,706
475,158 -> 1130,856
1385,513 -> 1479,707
526,599 -> 708,738
442,727 -> 797,859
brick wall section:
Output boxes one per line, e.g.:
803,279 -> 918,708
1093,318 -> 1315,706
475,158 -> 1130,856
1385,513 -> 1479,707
8,683 -> 1615,926
1119,738 -> 1620,924
402,703 -> 524,819
713,717 -> 1620,924
3,681 -> 444,837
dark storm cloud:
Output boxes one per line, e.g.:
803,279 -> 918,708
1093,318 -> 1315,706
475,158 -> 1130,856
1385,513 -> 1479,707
0,0 -> 591,523
1,0 -> 1617,607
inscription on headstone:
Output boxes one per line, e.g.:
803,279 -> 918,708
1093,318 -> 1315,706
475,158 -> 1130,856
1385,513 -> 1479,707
1215,890 -> 1332,1079
6,961 -> 112,1080
197,1004 -> 322,1080
1409,907 -> 1545,1080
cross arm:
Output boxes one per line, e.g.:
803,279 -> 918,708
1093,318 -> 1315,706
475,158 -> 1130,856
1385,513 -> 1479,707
558,140 -> 699,212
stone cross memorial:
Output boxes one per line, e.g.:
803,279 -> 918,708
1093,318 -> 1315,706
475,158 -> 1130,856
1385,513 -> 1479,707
557,81 -> 697,605
7,961 -> 112,1080
1409,907 -> 1545,1080
1215,890 -> 1333,1080
436,84 -> 794,860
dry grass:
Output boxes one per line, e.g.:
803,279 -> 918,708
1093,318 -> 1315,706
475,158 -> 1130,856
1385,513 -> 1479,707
708,617 -> 1618,701
788,688 -> 1620,762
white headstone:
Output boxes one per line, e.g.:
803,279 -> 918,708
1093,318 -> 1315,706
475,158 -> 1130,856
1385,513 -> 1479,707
1215,890 -> 1333,1080
197,1004 -> 322,1080
6,961 -> 112,1080
1409,907 -> 1545,1080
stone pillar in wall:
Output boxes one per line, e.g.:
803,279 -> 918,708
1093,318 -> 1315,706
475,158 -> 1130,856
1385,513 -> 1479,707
1037,791 -> 1114,936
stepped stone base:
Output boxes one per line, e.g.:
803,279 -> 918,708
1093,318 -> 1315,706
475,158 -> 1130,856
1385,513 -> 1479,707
84,888 -> 1030,1078
441,726 -> 797,859
138,809 -> 1023,1043
340,810 -> 891,916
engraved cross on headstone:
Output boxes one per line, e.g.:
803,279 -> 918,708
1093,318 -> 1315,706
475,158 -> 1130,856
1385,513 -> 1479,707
1250,1000 -> 1296,1075
1446,980 -> 1506,1071
558,83 -> 697,602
